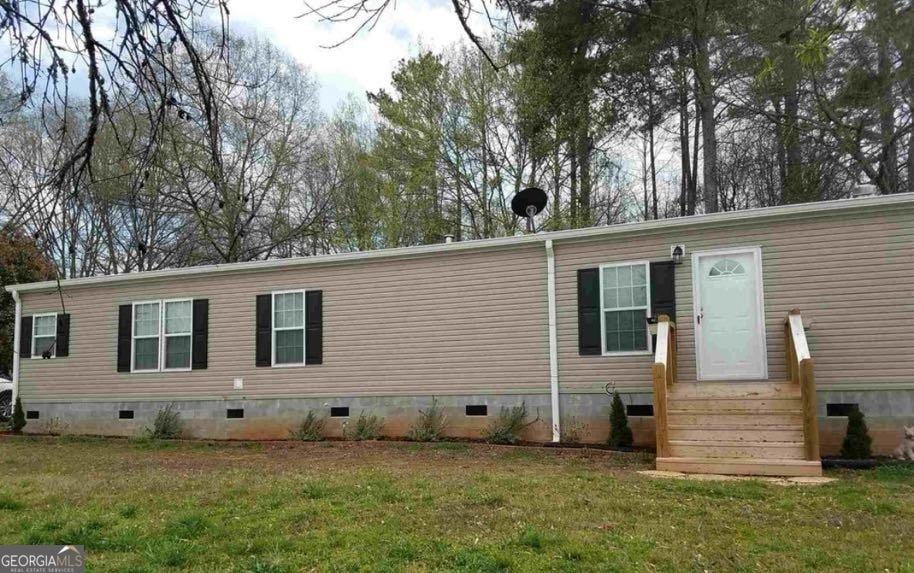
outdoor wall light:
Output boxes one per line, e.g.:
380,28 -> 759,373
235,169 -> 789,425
671,244 -> 685,265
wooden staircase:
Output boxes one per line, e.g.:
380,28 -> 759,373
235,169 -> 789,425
651,312 -> 822,477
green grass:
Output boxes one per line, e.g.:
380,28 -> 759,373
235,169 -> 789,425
1,436 -> 913,571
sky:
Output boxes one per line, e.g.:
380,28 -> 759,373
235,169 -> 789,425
228,0 -> 494,112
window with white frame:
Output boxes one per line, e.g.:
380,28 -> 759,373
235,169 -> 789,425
164,300 -> 192,369
600,262 -> 651,354
32,313 -> 57,358
273,291 -> 305,365
132,299 -> 192,372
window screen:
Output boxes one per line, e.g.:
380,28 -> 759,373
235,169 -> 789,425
273,292 -> 305,365
601,263 -> 649,353
32,314 -> 57,358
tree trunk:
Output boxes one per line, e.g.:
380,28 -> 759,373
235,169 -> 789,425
552,131 -> 562,229
648,91 -> 659,220
691,89 -> 701,215
577,120 -> 592,227
783,88 -> 804,202
694,27 -> 718,213
455,154 -> 464,241
877,16 -> 897,194
481,122 -> 490,238
774,98 -> 787,201
569,140 -> 578,227
641,137 -> 649,219
678,58 -> 692,217
909,118 -> 914,194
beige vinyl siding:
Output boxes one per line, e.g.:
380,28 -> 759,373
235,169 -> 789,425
19,245 -> 551,401
555,204 -> 914,392
18,200 -> 914,403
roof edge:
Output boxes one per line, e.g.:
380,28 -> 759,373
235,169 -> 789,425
8,192 -> 914,294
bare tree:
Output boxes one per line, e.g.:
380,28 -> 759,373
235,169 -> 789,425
0,0 -> 230,231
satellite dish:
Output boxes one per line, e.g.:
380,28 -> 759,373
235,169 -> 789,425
511,187 -> 548,233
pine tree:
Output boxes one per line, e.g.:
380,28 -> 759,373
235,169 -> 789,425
11,396 -> 25,433
608,391 -> 633,448
840,408 -> 872,459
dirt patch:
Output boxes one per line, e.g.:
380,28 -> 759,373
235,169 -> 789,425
0,434 -> 653,477
638,469 -> 837,486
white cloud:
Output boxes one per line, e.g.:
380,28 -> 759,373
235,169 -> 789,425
228,0 -> 492,112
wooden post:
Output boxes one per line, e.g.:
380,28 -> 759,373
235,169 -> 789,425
800,358 -> 820,461
652,315 -> 673,458
652,362 -> 668,458
785,309 -> 818,461
783,321 -> 795,382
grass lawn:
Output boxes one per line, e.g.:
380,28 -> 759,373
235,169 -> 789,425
1,437 -> 913,572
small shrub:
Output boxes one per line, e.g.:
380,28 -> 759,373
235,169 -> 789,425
519,527 -> 544,550
561,417 -> 588,443
237,556 -> 287,573
146,404 -> 182,439
44,417 -> 67,436
301,482 -> 328,500
290,411 -> 326,441
607,391 -> 633,448
840,407 -> 873,459
0,493 -> 24,511
348,411 -> 383,441
11,396 -> 26,433
167,513 -> 208,539
0,390 -> 11,422
118,504 -> 138,519
484,403 -> 528,444
147,539 -> 188,568
408,399 -> 448,442
61,519 -> 105,546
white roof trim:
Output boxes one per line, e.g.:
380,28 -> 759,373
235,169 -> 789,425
7,192 -> 914,294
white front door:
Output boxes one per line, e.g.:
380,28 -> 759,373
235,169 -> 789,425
693,247 -> 768,380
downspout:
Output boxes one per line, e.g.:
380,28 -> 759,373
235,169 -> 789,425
545,240 -> 560,442
11,289 -> 21,411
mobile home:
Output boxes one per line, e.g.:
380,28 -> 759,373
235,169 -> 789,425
8,193 -> 914,476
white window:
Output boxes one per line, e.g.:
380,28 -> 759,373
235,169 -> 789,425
32,313 -> 57,358
273,291 -> 305,366
709,258 -> 745,277
600,262 -> 651,354
164,300 -> 192,370
131,299 -> 193,372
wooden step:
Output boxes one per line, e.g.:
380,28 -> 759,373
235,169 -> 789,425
667,397 -> 803,412
669,381 -> 800,399
668,425 -> 804,442
668,440 -> 807,460
656,457 -> 822,477
668,410 -> 803,427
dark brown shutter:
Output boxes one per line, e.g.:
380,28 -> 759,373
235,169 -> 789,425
649,261 -> 676,321
19,316 -> 32,359
305,290 -> 323,365
577,268 -> 602,355
117,305 -> 132,372
255,294 -> 272,367
192,299 -> 208,370
56,313 -> 70,357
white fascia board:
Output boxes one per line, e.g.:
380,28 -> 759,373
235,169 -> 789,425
7,192 -> 914,294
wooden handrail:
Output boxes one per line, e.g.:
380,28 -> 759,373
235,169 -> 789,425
652,315 -> 676,458
784,309 -> 820,461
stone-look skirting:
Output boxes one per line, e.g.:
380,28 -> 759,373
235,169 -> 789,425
18,389 -> 914,455
21,395 -> 556,442
817,389 -> 914,456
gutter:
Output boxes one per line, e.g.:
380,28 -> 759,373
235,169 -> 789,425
545,240 -> 560,442
7,192 -> 914,294
11,289 -> 20,411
